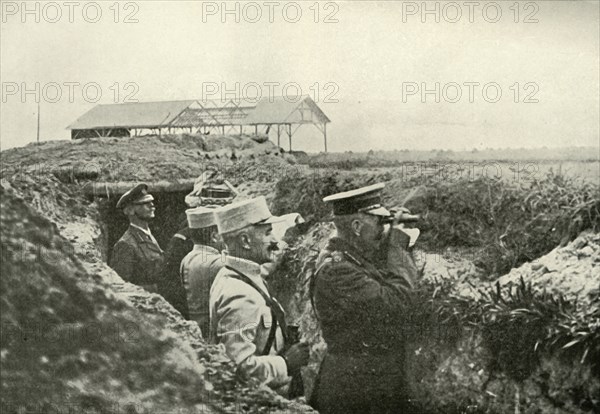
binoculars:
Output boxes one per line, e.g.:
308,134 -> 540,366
383,211 -> 421,224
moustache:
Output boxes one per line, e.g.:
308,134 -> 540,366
267,243 -> 280,252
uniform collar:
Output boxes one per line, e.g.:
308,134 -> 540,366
225,255 -> 262,279
130,223 -> 153,237
192,244 -> 220,255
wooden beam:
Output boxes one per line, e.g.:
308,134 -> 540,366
288,124 -> 292,152
83,179 -> 197,199
277,125 -> 280,147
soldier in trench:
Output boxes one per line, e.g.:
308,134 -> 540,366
309,183 -> 421,413
157,172 -> 236,321
109,183 -> 164,292
179,207 -> 226,336
209,196 -> 310,397
156,215 -> 192,318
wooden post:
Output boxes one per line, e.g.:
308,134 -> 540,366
254,125 -> 258,135
277,125 -> 280,147
36,102 -> 40,144
239,125 -> 243,135
323,123 -> 328,153
288,124 -> 292,152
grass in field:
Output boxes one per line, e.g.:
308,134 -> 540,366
409,170 -> 600,275
273,168 -> 599,276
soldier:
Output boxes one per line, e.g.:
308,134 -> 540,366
157,216 -> 192,318
158,170 -> 237,318
110,183 -> 164,292
209,196 -> 309,396
180,207 -> 226,336
309,183 -> 420,414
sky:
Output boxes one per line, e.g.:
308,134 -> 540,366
1,0 -> 599,152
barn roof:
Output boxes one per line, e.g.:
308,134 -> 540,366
242,95 -> 330,125
67,96 -> 330,130
67,100 -> 197,130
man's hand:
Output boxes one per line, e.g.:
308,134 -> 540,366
384,207 -> 420,287
388,207 -> 412,251
283,342 -> 310,374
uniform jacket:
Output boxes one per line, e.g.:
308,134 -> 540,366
109,224 -> 164,291
309,236 -> 419,414
180,244 -> 224,336
158,229 -> 193,319
209,256 -> 290,390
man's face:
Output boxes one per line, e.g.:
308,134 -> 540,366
357,213 -> 387,253
245,223 -> 280,265
128,200 -> 156,221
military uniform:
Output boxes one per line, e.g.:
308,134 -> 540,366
181,244 -> 224,335
158,226 -> 193,319
109,183 -> 164,292
210,196 -> 297,394
210,256 -> 290,391
110,224 -> 164,291
309,183 -> 420,414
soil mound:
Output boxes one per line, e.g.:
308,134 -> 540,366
496,231 -> 599,304
1,134 -> 288,183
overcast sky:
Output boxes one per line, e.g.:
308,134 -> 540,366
1,0 -> 598,152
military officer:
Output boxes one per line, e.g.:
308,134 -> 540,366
109,183 -> 164,292
209,196 -> 309,395
180,207 -> 226,336
309,183 -> 420,414
158,172 -> 237,319
157,216 -> 192,318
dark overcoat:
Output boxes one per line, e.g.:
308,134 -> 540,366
157,228 -> 193,319
109,225 -> 164,291
309,237 -> 419,414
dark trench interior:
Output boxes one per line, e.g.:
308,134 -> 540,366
101,190 -> 190,263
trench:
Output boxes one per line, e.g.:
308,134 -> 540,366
89,182 -> 193,262
77,177 -> 599,414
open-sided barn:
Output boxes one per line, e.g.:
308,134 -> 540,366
67,96 -> 331,151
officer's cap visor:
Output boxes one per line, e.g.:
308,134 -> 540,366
132,194 -> 154,204
255,215 -> 287,226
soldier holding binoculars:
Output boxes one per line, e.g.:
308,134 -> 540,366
309,183 -> 421,414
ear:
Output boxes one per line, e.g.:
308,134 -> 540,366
239,232 -> 252,250
351,219 -> 363,236
123,205 -> 134,216
210,231 -> 221,245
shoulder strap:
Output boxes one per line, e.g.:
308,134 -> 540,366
225,266 -> 287,355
